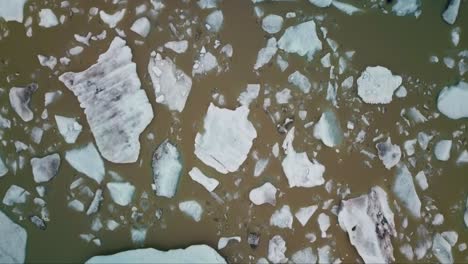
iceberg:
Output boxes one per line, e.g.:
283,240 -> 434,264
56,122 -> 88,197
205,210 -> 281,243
270,205 -> 293,229
262,14 -> 283,34
288,71 -> 311,93
148,53 -> 192,112
375,138 -> 401,170
393,165 -> 421,218
179,200 -> 203,222
392,0 -> 421,17
152,140 -> 182,198
31,153 -> 61,183
313,110 -> 343,148
238,84 -> 260,107
437,81 -> 468,119
291,247 -> 317,264
254,38 -> 278,70
194,103 -> 257,174
249,182 -> 277,206
318,213 -> 330,237
434,140 -> 452,161
308,0 -> 332,8
106,182 -> 135,206
164,40 -> 188,54
278,20 -> 322,60
0,0 -> 27,22
189,167 -> 219,192
9,83 -> 38,122
130,17 -> 151,38
65,143 -> 105,184
59,37 -> 154,163
38,9 -> 58,28
218,236 -> 241,250
432,233 -> 453,264
86,245 -> 226,264
0,156 -> 7,177
192,52 -> 218,76
295,205 -> 317,226
338,186 -> 396,263
99,9 -> 126,28
205,10 -> 223,32
268,235 -> 287,264
55,115 -> 82,144
0,210 -> 27,263
442,0 -> 460,24
3,185 -> 30,206
357,66 -> 402,104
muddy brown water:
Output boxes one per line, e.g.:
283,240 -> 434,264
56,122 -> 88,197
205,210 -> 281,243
0,0 -> 467,263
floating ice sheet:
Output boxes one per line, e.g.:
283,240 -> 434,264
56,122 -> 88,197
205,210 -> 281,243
31,153 -> 61,183
65,143 -> 105,184
376,138 -> 401,169
0,210 -> 27,263
189,167 -> 219,192
393,165 -> 421,218
262,14 -> 283,34
9,83 -> 38,122
357,66 -> 402,104
107,182 -> 135,206
55,115 -> 82,144
437,81 -> 468,119
313,110 -> 343,148
0,0 -> 27,22
152,140 -> 182,198
277,20 -> 322,60
179,200 -> 203,222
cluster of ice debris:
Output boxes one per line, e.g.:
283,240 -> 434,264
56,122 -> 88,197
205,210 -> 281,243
0,0 -> 467,263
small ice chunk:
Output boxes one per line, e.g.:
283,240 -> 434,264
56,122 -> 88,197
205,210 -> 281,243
106,182 -> 135,206
392,0 -> 421,17
205,10 -> 223,33
218,236 -> 241,250
318,213 -> 330,237
308,0 -> 332,8
282,127 -> 325,188
415,171 -> 428,191
9,83 -> 38,122
86,189 -> 102,215
451,27 -> 460,46
152,140 -> 182,198
278,20 -> 322,60
275,88 -> 291,104
253,158 -> 268,177
357,66 -> 402,104
164,40 -> 189,54
44,91 -> 62,107
292,247 -> 317,264
0,0 -> 28,22
442,231 -> 458,247
313,110 -> 343,148
403,139 -> 417,156
456,150 -> 468,165
38,9 -> 59,28
99,9 -> 126,28
434,140 -> 452,161
65,143 -> 105,184
148,53 -> 192,112
268,235 -> 288,264
3,185 -> 30,206
55,115 -> 82,144
437,81 -> 468,119
238,84 -> 260,107
68,199 -> 84,212
0,210 -> 27,263
31,153 -> 61,183
270,205 -> 293,229
395,86 -> 407,98
376,138 -> 401,170
193,52 -> 218,75
432,233 -> 453,264
130,17 -> 151,37
332,1 -> 363,15
189,167 -> 219,192
295,205 -> 317,226
198,0 -> 220,9
393,165 -> 421,218
338,187 -> 396,263
37,55 -> 57,70
0,156 -> 7,177
400,244 -> 414,261
417,132 -> 432,150
262,14 -> 283,34
249,182 -> 277,206
254,37 -> 277,70
179,200 -> 203,222
442,0 -> 460,25
288,71 -> 311,93
194,103 -> 257,174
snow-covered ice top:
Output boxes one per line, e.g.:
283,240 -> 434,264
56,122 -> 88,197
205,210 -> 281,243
0,210 -> 27,263
86,245 -> 226,264
357,66 -> 402,104
288,71 -> 311,93
270,205 -> 293,229
254,37 -> 278,70
59,37 -> 154,163
278,20 -> 322,60
148,53 -> 192,112
99,9 -> 126,28
308,0 -> 332,8
0,0 -> 27,22
392,0 -> 421,17
65,143 -> 105,184
268,235 -> 288,264
437,81 -> 468,119
194,103 -> 257,174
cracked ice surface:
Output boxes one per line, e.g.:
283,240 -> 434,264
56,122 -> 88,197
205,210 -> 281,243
59,37 -> 154,163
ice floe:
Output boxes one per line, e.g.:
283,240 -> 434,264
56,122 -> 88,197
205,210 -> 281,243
313,110 -> 343,148
152,140 -> 182,198
0,210 -> 27,263
55,115 -> 82,144
31,153 -> 61,183
357,66 -> 402,104
148,53 -> 192,112
338,186 -> 396,263
262,14 -> 283,34
292,247 -> 316,264
164,40 -> 189,54
238,84 -> 260,107
437,81 -> 468,119
59,37 -> 154,163
0,0 -> 27,22
194,103 -> 256,174
86,245 -> 226,264
282,127 -> 325,188
37,55 -> 57,70
218,236 -> 241,250
270,205 -> 293,229
0,156 -> 8,177
254,37 -> 278,70
432,233 -> 454,264
3,185 -> 30,206
392,0 -> 421,17
249,182 -> 277,206
131,17 -> 151,37
288,71 -> 311,93
192,52 -> 218,76
442,0 -> 460,25
376,138 -> 401,170
38,9 -> 59,28
9,83 -> 38,122
106,182 -> 135,206
65,143 -> 105,184
278,20 -> 322,60
332,1 -> 363,15
189,167 -> 219,192
205,10 -> 223,32
179,200 -> 203,222
393,165 -> 421,218
268,235 -> 287,264
308,0 -> 332,8
295,205 -> 317,226
99,9 -> 126,28
434,140 -> 452,161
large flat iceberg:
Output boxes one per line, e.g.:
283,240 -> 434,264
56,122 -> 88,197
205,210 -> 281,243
59,37 -> 154,163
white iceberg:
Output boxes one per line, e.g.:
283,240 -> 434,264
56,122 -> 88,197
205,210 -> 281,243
376,138 -> 401,170
189,167 -> 219,192
0,210 -> 27,263
106,182 -> 135,206
268,235 -> 287,264
38,9 -> 58,28
278,20 -> 322,60
357,66 -> 402,104
99,9 -> 126,28
152,140 -> 182,198
338,186 -> 396,263
9,83 -> 38,122
249,182 -> 277,206
393,165 -> 421,218
288,71 -> 311,93
59,37 -> 154,163
86,245 -> 226,264
442,0 -> 460,25
295,205 -> 317,226
55,115 -> 82,144
282,127 -> 325,188
31,153 -> 61,183
65,143 -> 105,184
194,103 -> 257,174
148,53 -> 192,112
437,81 -> 468,119
205,10 -> 223,32
262,14 -> 283,34
179,200 -> 203,222
313,110 -> 343,148
434,140 -> 452,161
254,38 -> 278,70
270,205 -> 293,229
0,0 -> 27,22
131,17 -> 151,37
